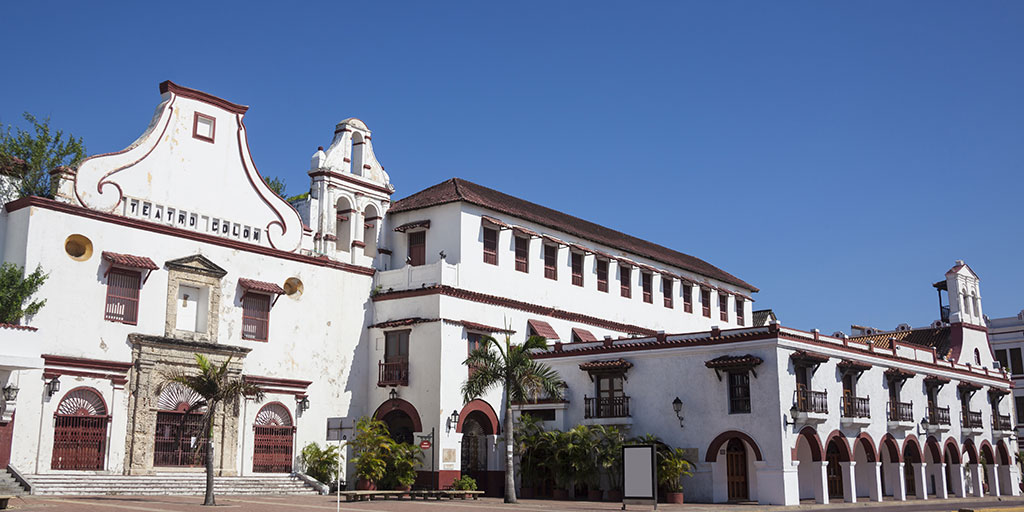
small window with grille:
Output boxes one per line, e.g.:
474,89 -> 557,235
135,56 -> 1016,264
242,293 -> 271,342
105,268 -> 142,324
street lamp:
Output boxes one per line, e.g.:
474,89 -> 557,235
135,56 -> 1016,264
46,377 -> 61,397
672,397 -> 683,427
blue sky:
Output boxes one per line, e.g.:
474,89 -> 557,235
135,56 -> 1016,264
2,2 -> 1021,334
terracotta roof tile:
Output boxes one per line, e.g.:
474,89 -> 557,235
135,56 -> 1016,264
849,326 -> 951,354
704,354 -> 764,369
238,278 -> 286,295
371,317 -> 439,329
450,320 -> 515,334
571,327 -> 598,343
579,358 -> 633,371
0,322 -> 38,331
389,178 -> 757,291
527,319 -> 560,340
837,359 -> 872,372
512,225 -> 539,237
884,367 -> 915,380
481,215 -> 510,229
102,251 -> 159,270
752,309 -> 777,327
393,219 -> 430,232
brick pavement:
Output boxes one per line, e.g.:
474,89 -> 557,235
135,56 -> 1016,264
6,495 -> 1024,512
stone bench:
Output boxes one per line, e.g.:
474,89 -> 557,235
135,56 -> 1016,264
337,490 -> 484,502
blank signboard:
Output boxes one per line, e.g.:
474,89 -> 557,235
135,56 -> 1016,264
623,444 -> 656,503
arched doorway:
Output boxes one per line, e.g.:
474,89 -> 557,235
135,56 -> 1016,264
51,387 -> 109,470
944,438 -> 963,497
253,403 -> 294,473
382,410 -> 415,444
795,427 -> 824,502
705,431 -> 763,503
981,441 -> 997,496
879,435 -> 901,498
903,438 -> 922,499
461,412 -> 491,495
154,383 -> 207,467
824,438 -> 847,500
852,434 -> 877,500
924,437 -> 944,497
725,438 -> 748,501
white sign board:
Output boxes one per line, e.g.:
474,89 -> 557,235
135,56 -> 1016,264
623,444 -> 657,507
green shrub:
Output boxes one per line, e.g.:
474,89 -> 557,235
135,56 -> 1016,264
299,442 -> 339,484
453,475 -> 477,491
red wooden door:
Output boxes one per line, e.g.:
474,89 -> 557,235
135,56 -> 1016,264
726,439 -> 748,501
51,387 -> 109,470
253,403 -> 294,473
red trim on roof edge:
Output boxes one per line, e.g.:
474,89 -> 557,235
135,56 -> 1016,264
160,80 -> 249,114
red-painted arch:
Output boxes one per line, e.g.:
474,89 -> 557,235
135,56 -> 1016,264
796,426 -> 824,462
853,432 -> 878,462
943,437 -> 962,464
823,430 -> 852,462
996,439 -> 1011,465
980,440 -> 996,464
456,399 -> 500,435
962,438 -> 979,464
704,430 -> 764,462
924,436 -> 943,463
879,434 -> 902,462
902,435 -> 922,463
372,399 -> 423,432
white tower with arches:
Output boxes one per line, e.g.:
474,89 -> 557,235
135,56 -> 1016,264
305,118 -> 393,265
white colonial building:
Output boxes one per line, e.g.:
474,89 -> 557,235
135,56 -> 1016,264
0,82 -> 1017,504
989,311 -> 1024,441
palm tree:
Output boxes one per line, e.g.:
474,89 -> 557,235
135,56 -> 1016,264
160,353 -> 264,506
462,332 -> 563,503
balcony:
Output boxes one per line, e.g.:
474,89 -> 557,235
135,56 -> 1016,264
793,389 -> 828,424
962,410 -> 983,431
888,401 -> 915,429
993,413 -> 1013,434
840,396 -> 870,427
926,405 -> 951,432
377,360 -> 409,387
584,395 -> 630,421
374,260 -> 459,293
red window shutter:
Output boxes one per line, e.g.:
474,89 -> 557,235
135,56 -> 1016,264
683,285 -> 692,313
736,298 -> 745,326
596,260 -> 608,292
719,294 -> 729,322
514,236 -> 529,272
544,245 -> 557,280
105,269 -> 141,324
242,293 -> 271,342
571,252 -> 583,286
701,288 -> 711,317
641,273 -> 652,303
620,266 -> 631,298
408,231 -> 426,266
483,227 -> 498,265
663,278 -> 673,308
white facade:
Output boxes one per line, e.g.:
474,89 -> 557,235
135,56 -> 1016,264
0,82 -> 1017,504
989,311 -> 1024,441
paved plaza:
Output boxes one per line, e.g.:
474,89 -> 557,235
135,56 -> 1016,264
5,495 -> 1024,512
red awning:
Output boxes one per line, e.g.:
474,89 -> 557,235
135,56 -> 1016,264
527,319 -> 559,340
238,278 -> 285,295
512,225 -> 539,238
571,327 -> 598,343
541,234 -> 566,246
393,219 -> 430,232
102,251 -> 159,270
481,215 -> 510,229
579,359 -> 633,372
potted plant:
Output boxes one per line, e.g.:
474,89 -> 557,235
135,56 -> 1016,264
384,442 -> 422,493
564,425 -> 600,500
539,430 -> 573,500
453,475 -> 477,498
593,425 -> 624,501
350,416 -> 393,490
299,442 -> 340,490
513,414 -> 545,498
658,447 -> 693,504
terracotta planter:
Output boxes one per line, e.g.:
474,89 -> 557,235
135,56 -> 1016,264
606,489 -> 623,502
552,488 -> 570,500
587,489 -> 603,501
520,487 -> 536,499
665,491 -> 684,504
356,479 -> 376,490
394,484 -> 411,497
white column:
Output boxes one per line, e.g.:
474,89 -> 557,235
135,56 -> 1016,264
711,461 -> 727,503
868,462 -> 883,502
840,461 -> 856,503
988,464 -> 1001,496
969,464 -> 984,497
813,461 -> 829,504
1006,464 -> 1021,496
950,463 -> 966,498
934,463 -> 948,499
781,461 -> 801,506
913,463 -> 927,499
893,462 -> 907,501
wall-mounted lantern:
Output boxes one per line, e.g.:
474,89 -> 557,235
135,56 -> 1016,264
2,385 -> 18,401
389,388 -> 399,402
446,409 -> 460,433
297,395 -> 310,412
672,397 -> 684,427
46,377 -> 61,397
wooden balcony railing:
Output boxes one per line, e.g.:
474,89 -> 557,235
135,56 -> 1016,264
378,360 -> 409,387
928,405 -> 951,425
993,413 -> 1012,431
962,410 -> 983,429
842,396 -> 870,418
584,395 -> 630,419
794,389 -> 828,413
888,401 -> 914,422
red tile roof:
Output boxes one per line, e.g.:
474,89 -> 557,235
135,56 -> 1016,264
451,320 -> 515,334
102,251 -> 159,270
790,350 -> 830,364
481,215 -> 510,229
527,319 -> 560,340
578,358 -> 633,372
704,354 -> 764,369
238,278 -> 286,295
849,326 -> 951,355
884,367 -> 915,380
393,219 -> 430,232
571,327 -> 598,343
0,322 -> 38,331
371,317 -> 439,329
837,359 -> 872,372
389,178 -> 757,291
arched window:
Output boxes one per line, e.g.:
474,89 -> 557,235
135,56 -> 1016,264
335,197 -> 352,252
253,402 -> 294,473
963,293 -> 971,316
974,348 -> 981,366
972,292 -> 980,316
362,204 -> 379,258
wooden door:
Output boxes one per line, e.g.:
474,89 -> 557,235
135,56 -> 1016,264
51,388 -> 109,470
726,439 -> 748,501
408,231 -> 425,266
795,366 -> 809,410
904,461 -> 916,496
826,443 -> 843,499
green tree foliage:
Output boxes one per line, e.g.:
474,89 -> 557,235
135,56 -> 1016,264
299,442 -> 340,485
160,354 -> 263,506
0,263 -> 48,324
263,175 -> 287,198
349,416 -> 393,485
462,331 -> 564,503
0,113 -> 86,198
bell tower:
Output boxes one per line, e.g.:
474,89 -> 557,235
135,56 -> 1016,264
306,118 -> 393,265
936,260 -> 992,367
